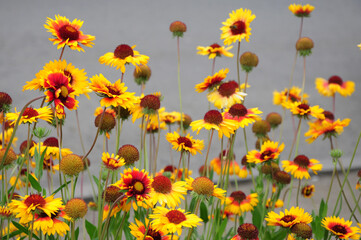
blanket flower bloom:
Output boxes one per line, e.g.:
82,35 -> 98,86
6,107 -> 53,125
195,68 -> 229,93
247,141 -> 284,164
265,206 -> 312,228
223,103 -> 262,128
288,4 -> 315,17
315,75 -> 355,97
224,191 -> 258,215
207,80 -> 246,109
130,218 -> 171,240
166,131 -> 204,155
322,216 -> 360,239
282,154 -> 323,179
197,43 -> 233,59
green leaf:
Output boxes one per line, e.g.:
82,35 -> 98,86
2,230 -> 22,239
85,219 -> 98,238
34,146 -> 47,180
188,197 -> 197,213
252,204 -> 263,230
200,201 -> 209,223
272,228 -> 288,240
28,173 -> 42,192
12,221 -> 40,240
93,175 -> 100,186
215,218 -> 228,239
52,180 -> 71,195
75,227 -> 79,240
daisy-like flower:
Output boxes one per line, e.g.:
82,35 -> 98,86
6,106 -> 53,125
44,15 -> 95,52
157,165 -> 193,182
159,108 -> 181,126
99,44 -> 149,73
0,205 -> 12,219
131,93 -> 162,122
302,185 -> 315,198
223,103 -> 262,128
0,127 -> 17,149
288,4 -> 315,17
195,68 -> 229,93
265,206 -> 312,228
273,86 -> 309,107
29,137 -> 72,160
150,175 -> 187,208
247,141 -> 285,164
315,76 -> 355,97
102,152 -> 125,171
186,177 -> 226,200
322,216 -> 360,239
8,194 -> 63,224
210,151 -> 248,178
44,72 -> 78,119
283,101 -> 324,120
23,60 -> 91,97
207,80 -> 246,109
220,8 -> 256,45
113,167 -> 152,210
282,155 -> 322,180
33,209 -> 70,237
197,43 -> 233,59
89,74 -> 136,108
166,131 -> 204,155
130,218 -> 171,240
224,191 -> 258,215
190,109 -> 238,138
305,118 -> 351,143
149,206 -> 202,236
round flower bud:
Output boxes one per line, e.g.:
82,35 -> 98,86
330,149 -> 343,159
240,52 -> 259,73
103,185 -> 123,203
95,112 -> 116,132
0,148 -> 17,166
19,140 -> 36,155
266,112 -> 282,129
252,120 -> 271,137
0,92 -> 12,113
65,198 -> 88,219
60,154 -> 84,176
296,37 -> 314,56
117,144 -> 139,165
273,171 -> 291,185
291,223 -> 313,239
134,65 -> 151,85
237,223 -> 259,240
255,136 -> 270,150
169,21 -> 187,37
112,106 -> 131,121
140,95 -> 161,112
179,113 -> 192,131
192,177 -> 214,197
261,162 -> 280,175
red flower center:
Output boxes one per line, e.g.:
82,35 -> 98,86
24,194 -> 46,208
204,110 -> 223,125
284,91 -> 300,102
294,155 -> 310,168
43,137 -> 59,147
166,210 -> 186,224
22,107 -> 39,119
298,103 -> 310,111
230,20 -> 246,35
241,155 -> 248,166
229,104 -> 248,117
63,70 -> 74,85
328,76 -> 343,86
114,44 -> 134,59
323,111 -> 335,121
59,25 -> 79,41
163,165 -> 176,173
331,224 -> 348,235
237,223 -> 259,239
177,136 -> 193,148
146,228 -> 162,240
218,81 -> 239,97
281,215 -> 296,223
152,176 -> 172,194
107,85 -> 121,96
210,43 -> 221,49
140,95 -> 161,111
0,92 -> 12,106
230,191 -> 246,204
260,150 -> 274,160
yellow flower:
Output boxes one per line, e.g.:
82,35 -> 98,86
273,86 -> 309,107
282,155 -> 322,180
44,15 -> 95,52
166,131 -> 204,155
130,218 -> 172,240
186,177 -> 226,200
220,8 -> 256,45
195,68 -> 229,93
288,4 -> 315,17
284,101 -> 324,120
322,216 -> 360,239
315,76 -> 355,97
265,206 -> 312,228
305,118 -> 350,143
247,141 -> 284,164
99,44 -> 149,73
223,103 -> 262,128
224,191 -> 258,215
207,81 -> 246,109
6,107 -> 53,125
197,43 -> 233,59
102,152 -> 125,171
301,185 -> 315,198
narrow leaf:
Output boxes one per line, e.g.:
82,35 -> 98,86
28,173 -> 42,192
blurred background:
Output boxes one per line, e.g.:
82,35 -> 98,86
1,0 -> 361,203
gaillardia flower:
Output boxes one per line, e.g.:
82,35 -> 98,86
224,191 -> 258,215
288,4 -> 315,17
190,110 -> 238,138
166,131 -> 204,155
197,43 -> 233,59
322,216 -> 360,239
305,117 -> 351,143
223,103 -> 262,128
89,74 -> 136,108
29,137 -> 72,160
44,15 -> 95,52
282,155 -> 322,180
114,167 -> 152,210
315,76 -> 355,97
284,101 -> 324,120
102,152 -> 125,171
273,86 -> 309,107
33,208 -> 70,237
6,106 -> 53,125
247,141 -> 284,164
265,206 -> 312,228
99,44 -> 149,73
301,185 -> 315,198
149,207 -> 202,236
130,218 -> 171,240
221,8 -> 256,45
207,80 -> 247,109
232,223 -> 259,240
195,68 -> 229,93
186,177 -> 226,200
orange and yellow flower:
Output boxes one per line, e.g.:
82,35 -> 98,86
197,43 -> 233,59
282,155 -> 322,180
207,80 -> 247,109
247,141 -> 284,164
195,68 -> 229,93
322,216 -> 360,239
304,118 -> 351,143
159,108 -> 181,125
284,101 -> 324,120
102,152 -> 125,170
33,209 -> 70,237
220,8 -> 256,45
273,86 -> 309,107
166,131 -> 204,155
223,103 -> 262,128
6,107 -> 53,125
315,76 -> 355,97
44,15 -> 95,52
89,74 -> 136,108
29,137 -> 72,160
289,4 -> 315,17
224,191 -> 258,215
190,110 -> 238,138
186,177 -> 226,200
130,218 -> 171,240
265,206 -> 312,228
99,44 -> 149,73
302,185 -> 315,198
149,207 -> 202,236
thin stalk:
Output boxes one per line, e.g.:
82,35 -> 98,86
288,118 -> 302,160
300,57 -> 306,100
153,112 -> 161,174
25,124 -> 31,195
296,178 -> 301,206
186,199 -> 201,240
59,46 -> 65,60
211,58 -> 216,75
175,151 -> 184,183
349,192 -> 361,221
326,163 -> 336,204
236,41 -> 241,86
75,108 -> 86,155
204,129 -> 214,178
176,36 -> 184,134
114,211 -> 128,240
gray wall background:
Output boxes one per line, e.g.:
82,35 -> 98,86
1,0 -> 361,198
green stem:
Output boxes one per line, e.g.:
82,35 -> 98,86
288,118 -> 302,160
236,41 -> 241,86
204,129 -> 214,178
176,36 -> 184,134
